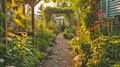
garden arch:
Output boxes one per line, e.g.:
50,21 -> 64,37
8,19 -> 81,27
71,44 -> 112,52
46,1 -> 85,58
43,7 -> 74,26
54,16 -> 65,32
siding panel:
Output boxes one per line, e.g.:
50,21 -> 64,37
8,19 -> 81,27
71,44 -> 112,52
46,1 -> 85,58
108,0 -> 120,18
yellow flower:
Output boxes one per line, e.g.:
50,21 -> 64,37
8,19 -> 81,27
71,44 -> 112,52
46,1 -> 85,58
17,44 -> 21,48
8,32 -> 16,37
8,27 -> 13,30
21,39 -> 26,44
3,37 -> 7,41
21,33 -> 27,37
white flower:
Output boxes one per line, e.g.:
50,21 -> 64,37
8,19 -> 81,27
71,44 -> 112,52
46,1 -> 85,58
7,37 -> 12,41
0,58 -> 5,63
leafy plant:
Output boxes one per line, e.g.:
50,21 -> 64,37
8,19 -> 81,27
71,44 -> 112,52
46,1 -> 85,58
87,36 -> 120,67
43,7 -> 73,23
36,22 -> 56,51
0,32 -> 45,67
63,26 -> 77,39
111,64 -> 120,67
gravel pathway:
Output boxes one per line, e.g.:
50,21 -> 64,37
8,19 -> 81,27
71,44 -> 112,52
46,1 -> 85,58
41,34 -> 74,67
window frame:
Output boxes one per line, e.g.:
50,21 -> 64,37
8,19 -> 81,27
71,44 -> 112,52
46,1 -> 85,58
100,0 -> 108,16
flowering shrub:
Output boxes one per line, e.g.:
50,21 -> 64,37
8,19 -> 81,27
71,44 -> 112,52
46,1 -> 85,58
0,0 -> 56,67
87,36 -> 120,67
36,22 -> 56,51
96,10 -> 104,15
94,21 -> 101,25
89,26 -> 97,31
0,33 -> 46,67
63,26 -> 77,39
111,64 -> 120,67
71,35 -> 120,67
70,17 -> 120,67
69,0 -> 120,67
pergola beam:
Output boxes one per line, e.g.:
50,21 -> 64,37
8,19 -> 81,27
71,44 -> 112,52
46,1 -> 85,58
2,0 -> 7,45
1,0 -> 7,65
25,0 -> 41,45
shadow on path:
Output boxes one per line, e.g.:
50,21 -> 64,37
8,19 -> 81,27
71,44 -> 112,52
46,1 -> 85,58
41,34 -> 74,67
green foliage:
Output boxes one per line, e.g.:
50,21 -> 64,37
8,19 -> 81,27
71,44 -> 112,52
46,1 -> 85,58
48,22 -> 59,35
7,0 -> 29,28
87,36 -> 120,67
112,15 -> 120,35
72,0 -> 99,29
70,29 -> 91,66
63,26 -> 77,39
0,1 -> 48,66
62,0 -> 120,67
36,21 -> 56,51
71,35 -> 120,67
43,7 -> 73,23
0,33 -> 45,67
111,64 -> 120,67
1,0 -> 57,67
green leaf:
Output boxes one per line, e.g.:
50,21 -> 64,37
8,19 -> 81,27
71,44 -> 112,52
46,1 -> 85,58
1,12 -> 8,19
0,27 -> 5,32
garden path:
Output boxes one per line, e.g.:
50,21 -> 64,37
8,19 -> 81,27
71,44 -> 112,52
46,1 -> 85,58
41,34 -> 74,67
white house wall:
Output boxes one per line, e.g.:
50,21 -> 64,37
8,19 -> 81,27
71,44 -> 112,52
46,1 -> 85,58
108,0 -> 120,18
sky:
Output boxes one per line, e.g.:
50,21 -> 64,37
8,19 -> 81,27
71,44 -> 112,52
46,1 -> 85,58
34,0 -> 55,15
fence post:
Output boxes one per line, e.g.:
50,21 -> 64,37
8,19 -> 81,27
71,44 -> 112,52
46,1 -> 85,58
2,0 -> 7,66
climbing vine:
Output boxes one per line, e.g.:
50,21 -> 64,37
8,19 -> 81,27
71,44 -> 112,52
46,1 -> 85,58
43,7 -> 73,23
72,0 -> 100,29
69,0 -> 120,67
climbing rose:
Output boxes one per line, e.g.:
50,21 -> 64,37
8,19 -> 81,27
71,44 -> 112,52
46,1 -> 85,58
89,26 -> 96,31
76,30 -> 80,35
94,21 -> 100,25
96,9 -> 104,15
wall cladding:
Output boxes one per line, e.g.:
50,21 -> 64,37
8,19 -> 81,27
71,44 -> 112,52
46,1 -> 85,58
108,0 -> 120,18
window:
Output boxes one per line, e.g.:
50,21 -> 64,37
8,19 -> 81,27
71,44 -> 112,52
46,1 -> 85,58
101,0 -> 107,13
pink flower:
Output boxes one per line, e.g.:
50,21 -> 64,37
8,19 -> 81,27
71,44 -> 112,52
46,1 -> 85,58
96,9 -> 104,15
96,12 -> 101,15
73,36 -> 80,41
94,21 -> 100,25
76,30 -> 80,35
89,26 -> 96,31
99,10 -> 104,13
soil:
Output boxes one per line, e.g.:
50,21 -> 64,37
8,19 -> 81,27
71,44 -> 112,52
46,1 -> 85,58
41,34 -> 74,67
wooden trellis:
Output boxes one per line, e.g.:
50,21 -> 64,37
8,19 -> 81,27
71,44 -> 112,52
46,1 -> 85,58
43,7 -> 73,24
25,0 -> 41,45
1,0 -> 41,45
1,0 -> 7,45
